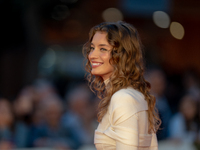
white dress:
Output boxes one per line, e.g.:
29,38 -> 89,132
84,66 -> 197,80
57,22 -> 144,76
94,86 -> 158,150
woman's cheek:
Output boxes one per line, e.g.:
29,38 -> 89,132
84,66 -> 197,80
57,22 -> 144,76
100,53 -> 110,61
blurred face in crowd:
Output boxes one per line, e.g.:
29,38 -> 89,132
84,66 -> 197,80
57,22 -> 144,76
180,95 -> 197,120
68,84 -> 92,116
45,106 -> 62,127
89,31 -> 114,80
148,70 -> 166,97
0,141 -> 13,150
13,94 -> 33,117
0,99 -> 13,128
43,99 -> 63,128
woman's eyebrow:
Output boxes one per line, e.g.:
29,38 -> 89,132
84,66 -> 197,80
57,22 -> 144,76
98,44 -> 110,47
91,43 -> 111,47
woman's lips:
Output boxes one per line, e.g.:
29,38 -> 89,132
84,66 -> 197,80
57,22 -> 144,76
91,62 -> 103,68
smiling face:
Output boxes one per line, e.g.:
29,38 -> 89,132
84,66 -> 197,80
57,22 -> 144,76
88,31 -> 114,80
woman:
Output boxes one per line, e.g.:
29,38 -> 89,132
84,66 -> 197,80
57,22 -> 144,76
83,21 -> 161,150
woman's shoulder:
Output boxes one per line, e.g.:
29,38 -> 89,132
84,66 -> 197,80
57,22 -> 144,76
111,87 -> 145,103
110,87 -> 148,110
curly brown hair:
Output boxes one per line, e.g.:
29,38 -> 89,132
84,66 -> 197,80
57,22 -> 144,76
83,21 -> 161,133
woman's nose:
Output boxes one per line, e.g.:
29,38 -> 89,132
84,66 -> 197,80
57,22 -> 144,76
89,49 -> 99,59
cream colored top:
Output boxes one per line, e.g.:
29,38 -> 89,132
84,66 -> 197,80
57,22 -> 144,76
94,86 -> 158,150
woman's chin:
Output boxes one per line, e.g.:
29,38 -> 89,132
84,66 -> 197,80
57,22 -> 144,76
91,71 -> 100,75
91,72 -> 102,78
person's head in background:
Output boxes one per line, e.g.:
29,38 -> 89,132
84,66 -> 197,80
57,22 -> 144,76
179,94 -> 197,123
182,70 -> 200,99
30,79 -> 58,126
146,68 -> 166,98
33,78 -> 57,105
0,98 -> 14,129
66,83 -> 93,117
40,94 -> 64,128
13,89 -> 33,123
0,98 -> 14,150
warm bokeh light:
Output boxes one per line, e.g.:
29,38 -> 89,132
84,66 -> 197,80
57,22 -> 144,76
170,22 -> 185,40
102,8 -> 123,22
153,11 -> 170,28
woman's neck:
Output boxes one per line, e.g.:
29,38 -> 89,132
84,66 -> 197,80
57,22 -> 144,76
104,78 -> 110,86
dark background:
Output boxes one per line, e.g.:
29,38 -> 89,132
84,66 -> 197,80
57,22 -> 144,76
0,0 -> 200,100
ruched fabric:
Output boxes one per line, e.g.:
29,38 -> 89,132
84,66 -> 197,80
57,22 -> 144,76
94,87 -> 158,150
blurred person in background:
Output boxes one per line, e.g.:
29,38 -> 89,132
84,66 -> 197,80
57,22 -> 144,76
13,86 -> 34,148
0,98 -> 15,149
32,94 -> 76,150
147,68 -> 172,140
194,100 -> 200,150
62,83 -> 97,149
169,94 -> 198,144
30,78 -> 59,128
182,70 -> 200,100
30,99 -> 45,130
33,78 -> 58,106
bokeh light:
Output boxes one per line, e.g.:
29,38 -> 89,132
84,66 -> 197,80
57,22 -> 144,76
39,48 -> 56,69
170,22 -> 185,40
153,11 -> 170,28
102,8 -> 123,22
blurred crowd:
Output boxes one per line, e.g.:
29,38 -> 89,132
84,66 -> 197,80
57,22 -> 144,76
0,79 -> 99,150
146,68 -> 200,149
0,68 -> 200,150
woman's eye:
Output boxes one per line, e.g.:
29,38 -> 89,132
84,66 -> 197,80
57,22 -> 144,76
100,48 -> 108,51
90,47 -> 94,51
